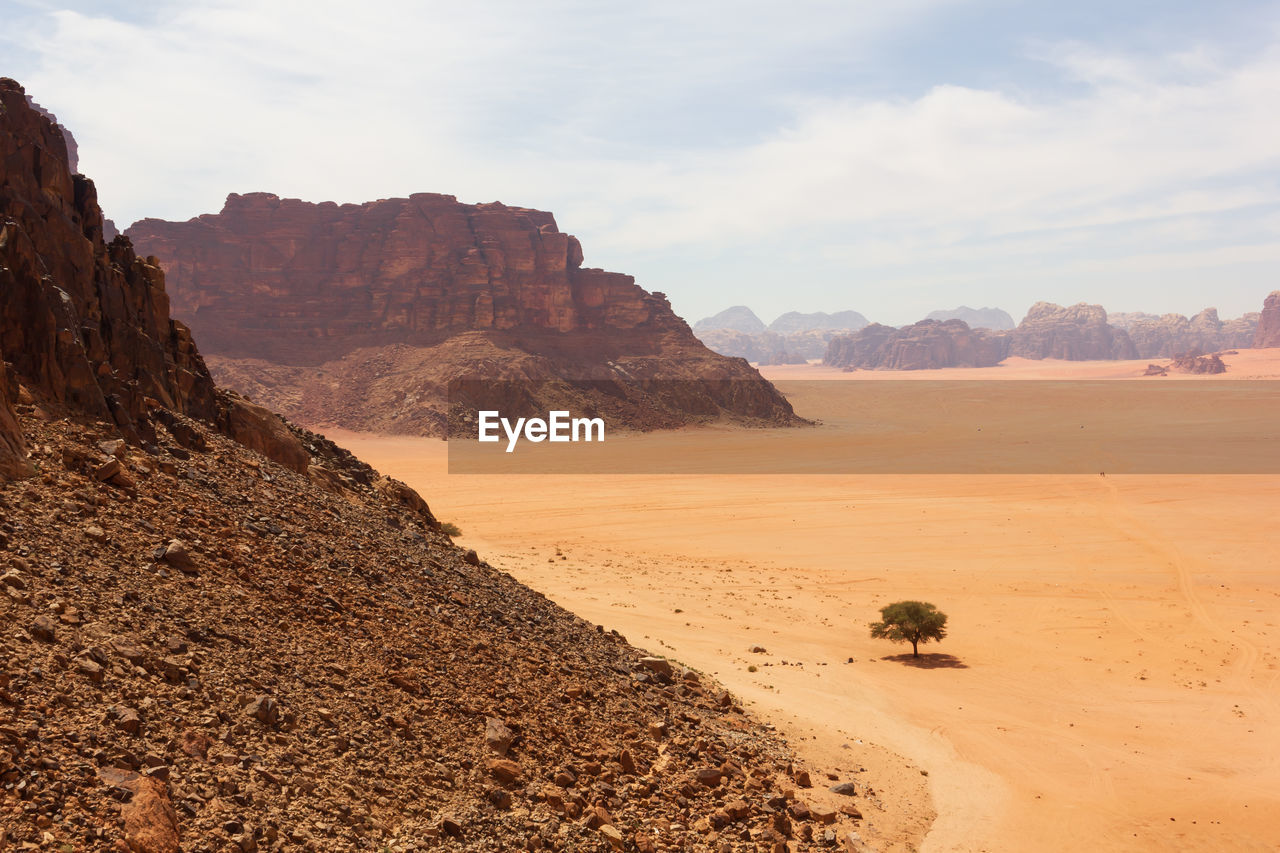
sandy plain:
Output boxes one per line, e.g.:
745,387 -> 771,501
325,349 -> 1280,852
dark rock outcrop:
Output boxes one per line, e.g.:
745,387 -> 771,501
925,306 -> 1015,330
1008,302 -> 1137,361
824,319 -> 1009,370
128,196 -> 797,434
22,92 -> 77,173
0,78 -> 376,481
1171,351 -> 1227,374
1254,291 -> 1280,348
693,305 -> 767,334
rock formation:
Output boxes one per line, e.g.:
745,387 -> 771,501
2,80 -> 852,850
925,306 -> 1015,330
1008,302 -> 1138,361
128,195 -> 797,434
0,78 -> 311,476
1254,291 -> 1280,348
692,305 -> 767,334
22,92 -> 77,172
824,320 -> 1010,370
1110,308 -> 1258,357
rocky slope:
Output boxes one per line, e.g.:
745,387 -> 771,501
1007,302 -> 1138,361
127,198 -> 797,435
1254,291 -> 1280,348
1109,308 -> 1258,357
824,320 -> 1010,370
1,79 -> 868,851
924,306 -> 1014,331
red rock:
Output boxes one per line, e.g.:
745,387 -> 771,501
484,716 -> 514,755
1113,307 -> 1258,358
125,192 -> 799,435
1254,291 -> 1280,348
487,758 -> 522,786
1008,302 -> 1137,361
824,319 -> 1009,370
0,78 -> 317,479
121,776 -> 181,853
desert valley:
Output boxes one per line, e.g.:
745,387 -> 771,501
5,5 -> 1280,851
333,349 -> 1280,853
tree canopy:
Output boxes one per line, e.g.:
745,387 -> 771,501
869,600 -> 947,657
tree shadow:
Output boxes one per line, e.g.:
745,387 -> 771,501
880,652 -> 968,669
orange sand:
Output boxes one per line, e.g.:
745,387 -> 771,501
324,350 -> 1280,853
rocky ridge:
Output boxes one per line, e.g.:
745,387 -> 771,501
695,309 -> 869,364
824,320 -> 1009,370
127,197 -> 797,435
1109,308 -> 1258,358
1007,302 -> 1137,361
1254,291 -> 1280,348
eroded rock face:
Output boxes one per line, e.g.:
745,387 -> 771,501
1254,291 -> 1280,348
1008,302 -> 1137,361
0,78 -> 218,452
1111,308 -> 1258,358
824,320 -> 1009,370
0,79 -> 386,482
127,195 -> 797,433
0,361 -> 28,479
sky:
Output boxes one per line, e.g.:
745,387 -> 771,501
4,0 -> 1279,326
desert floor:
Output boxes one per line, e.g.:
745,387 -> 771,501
325,350 -> 1280,853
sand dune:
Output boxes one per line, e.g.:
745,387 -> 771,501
325,350 -> 1280,852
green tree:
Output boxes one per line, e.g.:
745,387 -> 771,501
869,600 -> 947,658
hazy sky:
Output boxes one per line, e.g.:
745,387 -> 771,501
4,0 -> 1279,325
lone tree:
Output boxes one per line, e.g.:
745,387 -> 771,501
869,600 -> 947,658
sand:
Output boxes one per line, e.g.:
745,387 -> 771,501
323,349 -> 1280,852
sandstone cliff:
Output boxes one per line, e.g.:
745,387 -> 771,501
128,196 -> 797,434
824,320 -> 1010,370
1111,308 -> 1258,357
0,78 -> 320,478
1008,302 -> 1137,361
1254,291 -> 1280,348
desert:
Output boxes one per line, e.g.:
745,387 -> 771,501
7,3 -> 1280,851
331,349 -> 1280,852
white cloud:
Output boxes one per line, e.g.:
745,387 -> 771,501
5,1 -> 1279,323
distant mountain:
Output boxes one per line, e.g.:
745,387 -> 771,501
925,306 -> 1015,330
768,310 -> 869,333
692,305 -> 767,334
824,320 -> 1009,370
